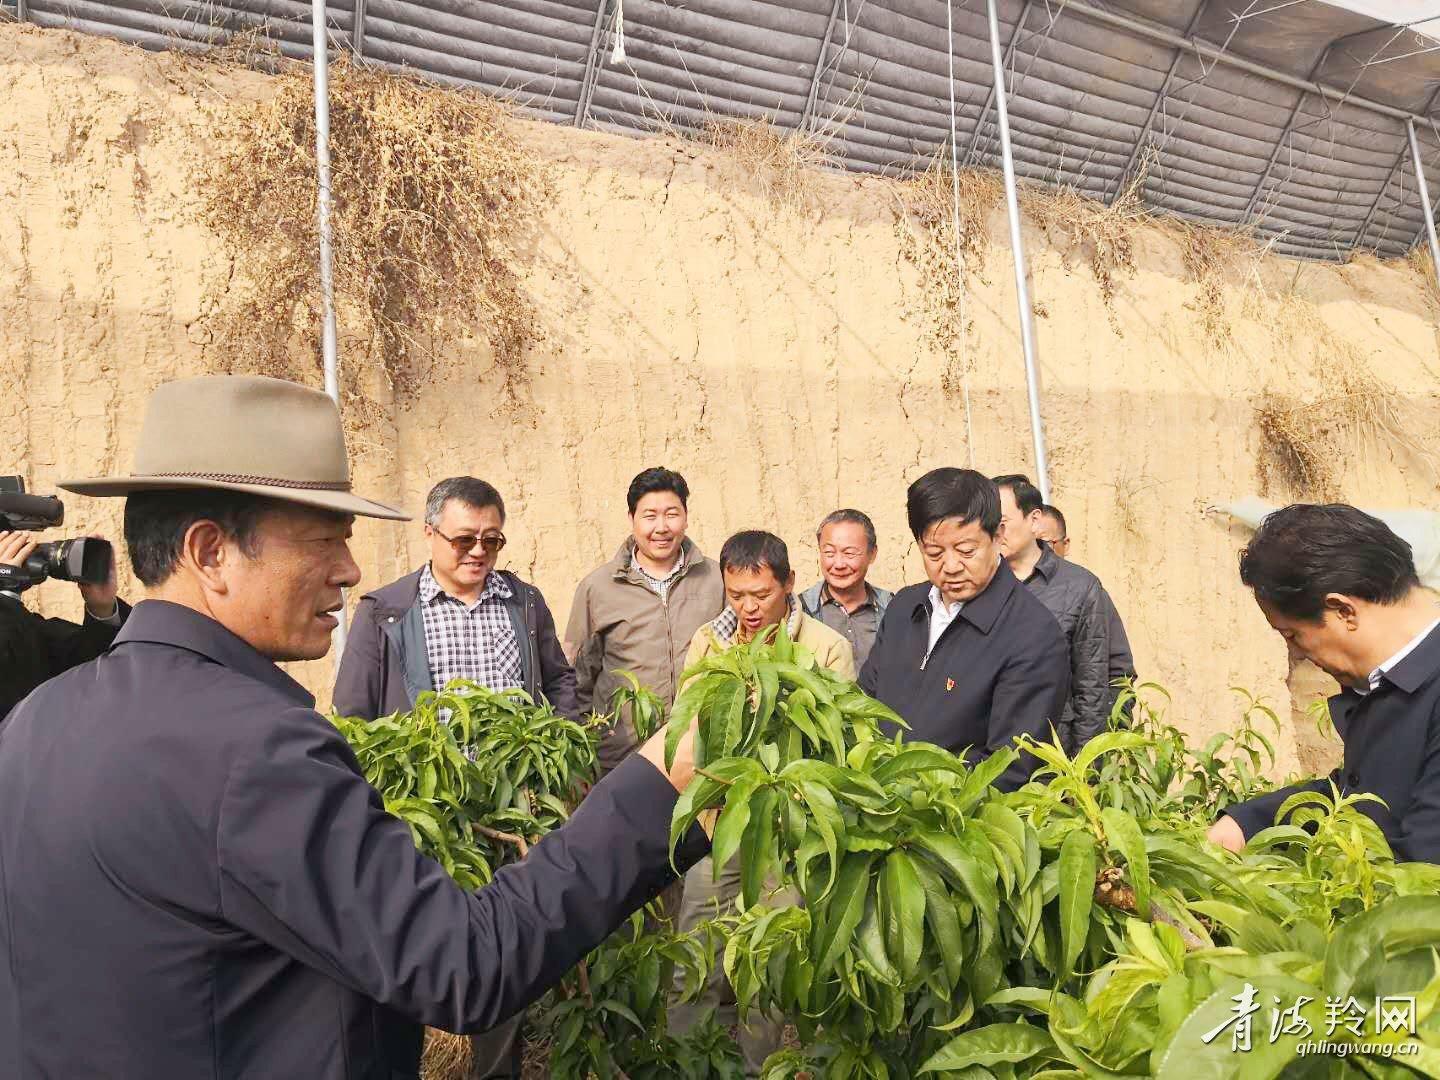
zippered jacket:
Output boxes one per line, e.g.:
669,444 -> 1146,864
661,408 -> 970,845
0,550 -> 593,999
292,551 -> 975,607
858,559 -> 1070,791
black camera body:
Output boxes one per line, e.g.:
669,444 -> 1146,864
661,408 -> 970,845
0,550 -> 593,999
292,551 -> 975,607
0,476 -> 112,587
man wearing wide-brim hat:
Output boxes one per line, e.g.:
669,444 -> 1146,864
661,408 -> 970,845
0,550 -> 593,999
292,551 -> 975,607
0,375 -> 707,1079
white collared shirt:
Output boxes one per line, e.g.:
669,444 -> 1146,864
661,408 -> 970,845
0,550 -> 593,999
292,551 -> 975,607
926,585 -> 963,661
1363,615 -> 1440,694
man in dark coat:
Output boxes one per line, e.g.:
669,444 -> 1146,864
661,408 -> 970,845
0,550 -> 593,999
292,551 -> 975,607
1034,501 -> 1138,719
0,375 -> 705,1080
0,529 -> 129,719
860,468 -> 1069,792
334,476 -> 577,725
994,474 -> 1116,753
1210,503 -> 1440,864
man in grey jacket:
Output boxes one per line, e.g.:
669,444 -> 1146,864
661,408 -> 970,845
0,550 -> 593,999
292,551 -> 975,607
994,475 -> 1115,753
333,477 -> 578,724
333,476 -> 578,1078
798,508 -> 893,672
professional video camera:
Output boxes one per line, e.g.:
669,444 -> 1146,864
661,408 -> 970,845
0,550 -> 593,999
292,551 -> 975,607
0,476 -> 112,586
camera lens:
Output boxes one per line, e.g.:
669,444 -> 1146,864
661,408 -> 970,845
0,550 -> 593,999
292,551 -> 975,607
23,539 -> 112,585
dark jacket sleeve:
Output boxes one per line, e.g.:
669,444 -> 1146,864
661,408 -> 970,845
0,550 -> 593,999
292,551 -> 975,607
218,710 -> 708,1033
1222,776 -> 1334,839
1067,581 -> 1112,751
40,598 -> 130,673
534,590 -> 581,721
986,626 -> 1071,792
332,597 -> 384,721
1394,709 -> 1440,863
0,599 -> 129,720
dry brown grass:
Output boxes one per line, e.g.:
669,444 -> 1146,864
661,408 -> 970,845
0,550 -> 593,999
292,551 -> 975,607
1017,172 -> 1147,330
1107,465 -> 1159,542
700,117 -> 828,216
420,1029 -> 471,1080
892,158 -> 1003,394
1407,244 -> 1438,294
197,53 -> 553,413
893,155 -> 1151,365
1168,219 -> 1266,349
1255,344 -> 1438,500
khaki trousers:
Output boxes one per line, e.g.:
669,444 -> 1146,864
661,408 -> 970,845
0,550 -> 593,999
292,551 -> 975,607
669,855 -> 797,1078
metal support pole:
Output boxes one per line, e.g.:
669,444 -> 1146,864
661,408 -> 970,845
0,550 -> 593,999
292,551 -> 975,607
984,0 -> 1048,501
16,0 -> 28,21
351,0 -> 367,58
1407,118 -> 1440,281
963,0 -> 1033,167
313,0 -> 349,655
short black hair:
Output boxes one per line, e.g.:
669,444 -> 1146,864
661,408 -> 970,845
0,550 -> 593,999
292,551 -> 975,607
1239,503 -> 1419,621
1040,504 -> 1067,538
124,489 -> 275,586
425,477 -> 505,527
906,468 -> 1000,540
816,509 -> 878,551
627,467 -> 690,515
720,530 -> 791,585
992,474 -> 1044,517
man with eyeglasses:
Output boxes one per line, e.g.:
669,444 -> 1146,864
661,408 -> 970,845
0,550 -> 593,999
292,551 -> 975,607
333,475 -> 578,1078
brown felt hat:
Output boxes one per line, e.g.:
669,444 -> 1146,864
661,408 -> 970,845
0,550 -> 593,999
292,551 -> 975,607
61,375 -> 410,520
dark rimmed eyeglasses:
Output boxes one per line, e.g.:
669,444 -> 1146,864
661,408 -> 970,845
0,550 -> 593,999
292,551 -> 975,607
432,527 -> 506,555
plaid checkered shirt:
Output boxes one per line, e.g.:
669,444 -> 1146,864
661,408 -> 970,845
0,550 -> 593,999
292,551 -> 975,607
707,596 -> 801,647
631,546 -> 687,603
419,564 -> 524,695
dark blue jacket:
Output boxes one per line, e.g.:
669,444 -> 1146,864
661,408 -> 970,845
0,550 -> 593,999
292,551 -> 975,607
0,600 -> 704,1079
859,560 -> 1070,791
1224,621 -> 1440,864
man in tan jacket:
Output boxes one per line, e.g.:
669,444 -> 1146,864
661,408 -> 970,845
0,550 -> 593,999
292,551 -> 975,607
671,530 -> 854,1076
565,468 -> 723,775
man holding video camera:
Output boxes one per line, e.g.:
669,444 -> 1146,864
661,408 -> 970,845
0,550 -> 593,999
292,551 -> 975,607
0,501 -> 129,721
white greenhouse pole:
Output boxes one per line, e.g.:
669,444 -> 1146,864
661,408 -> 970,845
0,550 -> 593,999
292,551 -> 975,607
1407,119 -> 1440,286
313,0 -> 348,656
984,0 -> 1050,502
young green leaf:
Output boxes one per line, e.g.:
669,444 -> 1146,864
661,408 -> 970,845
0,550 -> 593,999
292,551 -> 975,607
919,1023 -> 1059,1073
1057,829 -> 1097,985
880,851 -> 926,983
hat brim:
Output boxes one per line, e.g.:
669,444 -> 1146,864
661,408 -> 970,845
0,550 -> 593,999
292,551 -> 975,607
59,475 -> 411,521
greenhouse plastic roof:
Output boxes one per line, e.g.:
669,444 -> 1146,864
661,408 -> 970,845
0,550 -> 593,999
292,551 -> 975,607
7,0 -> 1440,261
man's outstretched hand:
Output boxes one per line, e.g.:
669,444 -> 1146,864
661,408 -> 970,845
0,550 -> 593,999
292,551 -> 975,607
1207,814 -> 1246,853
637,724 -> 695,794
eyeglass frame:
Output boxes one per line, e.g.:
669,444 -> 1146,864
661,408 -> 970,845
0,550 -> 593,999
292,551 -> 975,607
430,526 -> 507,555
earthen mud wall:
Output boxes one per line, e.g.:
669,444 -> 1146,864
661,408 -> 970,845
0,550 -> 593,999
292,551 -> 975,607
5,26 -> 1438,777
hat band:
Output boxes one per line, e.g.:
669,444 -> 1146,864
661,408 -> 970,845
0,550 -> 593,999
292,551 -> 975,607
142,471 -> 350,492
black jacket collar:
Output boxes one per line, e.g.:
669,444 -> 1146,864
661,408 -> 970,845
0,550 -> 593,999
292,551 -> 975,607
1376,619 -> 1440,695
113,599 -> 314,708
1027,543 -> 1059,583
906,558 -> 1018,635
